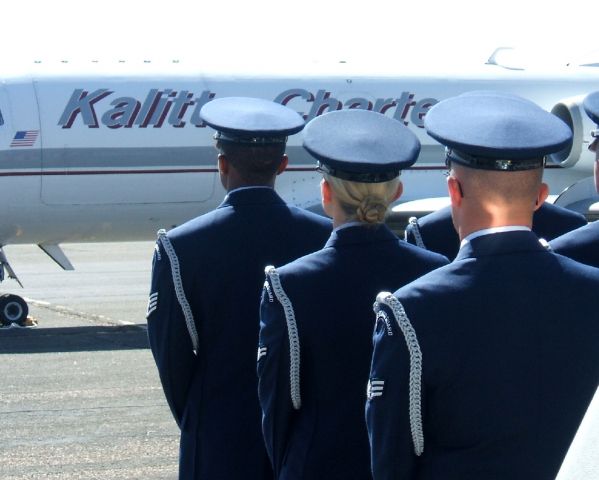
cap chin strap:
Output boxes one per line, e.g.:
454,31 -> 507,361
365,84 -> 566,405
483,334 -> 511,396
317,162 -> 400,183
214,131 -> 287,144
445,148 -> 545,171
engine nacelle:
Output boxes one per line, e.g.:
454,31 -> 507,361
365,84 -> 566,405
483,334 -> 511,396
548,95 -> 596,169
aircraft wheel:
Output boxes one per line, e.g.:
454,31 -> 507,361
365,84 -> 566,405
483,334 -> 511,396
0,294 -> 29,326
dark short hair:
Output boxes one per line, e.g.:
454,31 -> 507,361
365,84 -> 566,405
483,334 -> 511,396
217,140 -> 286,183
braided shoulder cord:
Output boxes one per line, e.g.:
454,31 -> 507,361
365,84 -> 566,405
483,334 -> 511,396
406,217 -> 426,249
265,265 -> 302,410
374,292 -> 424,456
157,229 -> 199,354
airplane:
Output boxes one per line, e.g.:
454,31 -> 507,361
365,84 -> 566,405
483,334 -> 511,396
0,53 -> 598,325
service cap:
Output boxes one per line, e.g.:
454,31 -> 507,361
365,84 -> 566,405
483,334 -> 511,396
424,91 -> 573,171
199,97 -> 305,144
302,109 -> 421,183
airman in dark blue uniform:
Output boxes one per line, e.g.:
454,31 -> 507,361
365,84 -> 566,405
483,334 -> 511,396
550,91 -> 599,267
366,92 -> 599,480
146,97 -> 332,480
257,109 -> 448,480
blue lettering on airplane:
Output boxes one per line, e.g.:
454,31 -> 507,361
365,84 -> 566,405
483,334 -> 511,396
58,89 -> 438,129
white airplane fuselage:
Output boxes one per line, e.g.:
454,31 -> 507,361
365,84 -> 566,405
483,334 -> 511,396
1,60 -> 598,247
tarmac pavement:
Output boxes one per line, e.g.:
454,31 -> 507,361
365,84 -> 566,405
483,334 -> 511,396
0,242 -> 179,479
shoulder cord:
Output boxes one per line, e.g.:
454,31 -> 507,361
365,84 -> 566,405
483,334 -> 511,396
265,265 -> 302,410
157,229 -> 199,354
374,292 -> 424,456
406,217 -> 426,249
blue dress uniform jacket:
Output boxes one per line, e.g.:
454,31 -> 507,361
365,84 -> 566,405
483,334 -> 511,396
367,230 -> 599,480
405,203 -> 587,260
258,224 -> 448,480
147,187 -> 331,480
550,221 -> 599,268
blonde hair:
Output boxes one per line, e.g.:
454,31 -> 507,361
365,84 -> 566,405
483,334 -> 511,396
324,173 -> 400,224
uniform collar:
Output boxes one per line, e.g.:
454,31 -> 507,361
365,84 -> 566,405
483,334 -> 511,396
460,226 -> 531,249
333,221 -> 364,232
456,229 -> 547,261
324,222 -> 398,249
219,186 -> 285,208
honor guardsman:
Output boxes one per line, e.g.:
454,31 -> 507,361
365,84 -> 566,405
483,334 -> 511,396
147,97 -> 331,480
257,109 -> 448,479
367,92 -> 599,480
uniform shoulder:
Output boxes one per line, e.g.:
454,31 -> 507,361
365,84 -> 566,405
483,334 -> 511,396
539,202 -> 587,223
551,221 -> 599,248
550,244 -> 599,277
392,260 -> 459,300
416,205 -> 453,228
547,255 -> 599,301
269,247 -> 334,282
160,209 -> 226,248
412,206 -> 456,245
399,239 -> 450,266
264,250 -> 331,303
287,206 -> 332,229
534,203 -> 587,240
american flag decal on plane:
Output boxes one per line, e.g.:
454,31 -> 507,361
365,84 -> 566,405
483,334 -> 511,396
10,130 -> 39,147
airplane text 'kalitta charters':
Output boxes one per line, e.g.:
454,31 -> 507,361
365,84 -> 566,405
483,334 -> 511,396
0,57 -> 598,324
58,88 -> 437,129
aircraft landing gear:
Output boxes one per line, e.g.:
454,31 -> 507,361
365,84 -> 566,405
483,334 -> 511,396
0,293 -> 29,326
0,247 -> 30,327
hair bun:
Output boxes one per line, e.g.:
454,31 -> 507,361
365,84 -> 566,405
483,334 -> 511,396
356,196 -> 387,223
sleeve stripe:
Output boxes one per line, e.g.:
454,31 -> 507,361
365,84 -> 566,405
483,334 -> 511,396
257,346 -> 268,361
265,265 -> 302,410
157,229 -> 199,354
375,291 -> 424,456
146,292 -> 159,318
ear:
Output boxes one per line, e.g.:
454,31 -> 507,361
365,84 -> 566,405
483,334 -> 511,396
321,178 -> 332,205
276,155 -> 289,175
447,176 -> 463,207
218,154 -> 229,175
534,182 -> 549,211
320,178 -> 334,218
392,181 -> 404,201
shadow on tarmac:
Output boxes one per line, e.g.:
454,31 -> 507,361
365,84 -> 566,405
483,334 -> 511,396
0,325 -> 150,354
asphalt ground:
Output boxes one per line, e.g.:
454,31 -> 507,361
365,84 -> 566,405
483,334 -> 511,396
0,242 -> 179,479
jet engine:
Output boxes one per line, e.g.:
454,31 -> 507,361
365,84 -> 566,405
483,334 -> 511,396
548,95 -> 596,170
548,95 -> 599,214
